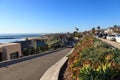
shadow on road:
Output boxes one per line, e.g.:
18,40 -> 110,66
0,48 -> 65,68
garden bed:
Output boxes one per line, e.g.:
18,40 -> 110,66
62,36 -> 120,80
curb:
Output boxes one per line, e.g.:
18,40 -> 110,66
40,48 -> 74,80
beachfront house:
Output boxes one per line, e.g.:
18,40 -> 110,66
16,39 -> 48,50
15,40 -> 34,51
0,43 -> 21,61
15,39 -> 48,55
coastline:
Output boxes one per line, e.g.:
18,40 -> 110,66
0,34 -> 44,43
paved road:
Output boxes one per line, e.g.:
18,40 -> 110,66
99,38 -> 120,49
0,48 -> 72,80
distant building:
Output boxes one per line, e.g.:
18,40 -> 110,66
15,39 -> 48,51
0,43 -> 21,61
104,26 -> 120,34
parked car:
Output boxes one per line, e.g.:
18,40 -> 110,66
98,34 -> 103,38
106,34 -> 116,41
102,34 -> 108,39
115,34 -> 120,43
66,41 -> 75,48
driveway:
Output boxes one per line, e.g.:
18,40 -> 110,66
0,48 -> 72,80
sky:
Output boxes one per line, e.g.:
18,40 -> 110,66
0,0 -> 120,33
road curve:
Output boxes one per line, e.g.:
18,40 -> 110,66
0,48 -> 72,80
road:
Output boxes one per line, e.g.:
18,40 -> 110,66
0,48 -> 72,80
99,38 -> 120,49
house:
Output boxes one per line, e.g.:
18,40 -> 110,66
104,27 -> 120,34
15,39 -> 48,51
15,40 -> 34,51
0,43 -> 21,61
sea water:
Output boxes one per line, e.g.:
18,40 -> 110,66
0,33 -> 44,43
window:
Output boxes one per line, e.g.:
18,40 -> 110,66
10,52 -> 19,59
0,53 -> 2,61
109,35 -> 115,37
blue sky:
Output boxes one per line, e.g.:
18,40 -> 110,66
0,0 -> 120,33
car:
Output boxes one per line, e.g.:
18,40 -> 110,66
98,34 -> 103,38
102,34 -> 108,39
66,41 -> 75,48
115,34 -> 120,43
106,34 -> 116,41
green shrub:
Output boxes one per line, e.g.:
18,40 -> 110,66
67,36 -> 120,80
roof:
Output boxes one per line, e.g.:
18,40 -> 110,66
25,36 -> 50,40
0,43 -> 20,48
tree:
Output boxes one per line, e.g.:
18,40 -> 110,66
73,31 -> 80,37
75,27 -> 79,32
97,26 -> 100,30
92,27 -> 95,34
92,27 -> 95,31
114,25 -> 117,28
97,26 -> 101,34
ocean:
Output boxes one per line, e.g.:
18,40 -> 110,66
0,33 -> 44,43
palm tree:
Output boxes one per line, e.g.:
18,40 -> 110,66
75,27 -> 79,32
114,25 -> 117,28
97,26 -> 101,34
92,27 -> 95,34
73,27 -> 79,37
97,26 -> 100,30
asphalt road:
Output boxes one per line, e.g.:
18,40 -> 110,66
0,48 -> 72,80
99,38 -> 120,49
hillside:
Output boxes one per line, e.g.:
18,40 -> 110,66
64,36 -> 120,80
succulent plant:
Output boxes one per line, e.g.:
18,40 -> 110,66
66,36 -> 120,80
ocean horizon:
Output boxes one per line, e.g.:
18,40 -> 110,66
0,33 -> 45,43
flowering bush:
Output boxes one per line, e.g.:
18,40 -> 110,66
65,36 -> 120,80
